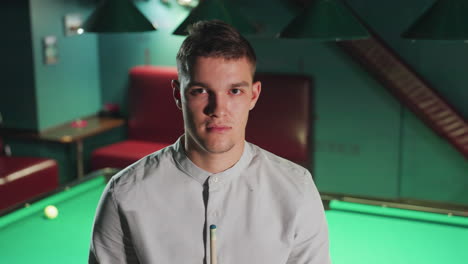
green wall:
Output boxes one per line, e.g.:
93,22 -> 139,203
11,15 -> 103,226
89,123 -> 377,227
98,0 -> 188,113
1,0 -> 110,184
347,0 -> 468,204
0,0 -> 37,130
1,0 -> 101,132
2,0 -> 466,204
97,0 -> 467,205
29,0 -> 101,131
350,0 -> 468,116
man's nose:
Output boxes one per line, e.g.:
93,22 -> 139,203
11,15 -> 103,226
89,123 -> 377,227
205,93 -> 227,117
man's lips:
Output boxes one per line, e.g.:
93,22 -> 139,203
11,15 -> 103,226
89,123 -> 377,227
206,125 -> 231,132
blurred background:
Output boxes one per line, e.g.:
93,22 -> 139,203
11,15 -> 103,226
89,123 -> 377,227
1,0 -> 467,207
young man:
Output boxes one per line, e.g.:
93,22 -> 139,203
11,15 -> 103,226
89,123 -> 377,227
89,20 -> 330,264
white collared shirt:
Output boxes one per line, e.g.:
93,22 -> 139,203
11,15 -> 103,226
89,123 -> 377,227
89,138 -> 331,264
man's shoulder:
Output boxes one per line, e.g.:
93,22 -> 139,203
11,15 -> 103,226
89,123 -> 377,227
247,142 -> 314,193
107,144 -> 175,191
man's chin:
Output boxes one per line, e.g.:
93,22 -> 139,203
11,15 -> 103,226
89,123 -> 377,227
187,132 -> 241,154
202,142 -> 235,154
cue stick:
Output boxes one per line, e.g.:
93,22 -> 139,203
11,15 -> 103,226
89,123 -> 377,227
210,225 -> 217,264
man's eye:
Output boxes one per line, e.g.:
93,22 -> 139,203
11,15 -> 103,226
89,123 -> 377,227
230,89 -> 242,95
190,88 -> 207,95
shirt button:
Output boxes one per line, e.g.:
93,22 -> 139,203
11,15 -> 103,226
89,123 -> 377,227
210,177 -> 218,184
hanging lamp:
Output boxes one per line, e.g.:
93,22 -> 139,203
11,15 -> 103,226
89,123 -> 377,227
173,0 -> 257,36
279,0 -> 369,41
83,0 -> 156,33
402,0 -> 468,40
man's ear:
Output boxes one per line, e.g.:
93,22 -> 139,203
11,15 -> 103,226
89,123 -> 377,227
171,80 -> 182,110
249,81 -> 261,110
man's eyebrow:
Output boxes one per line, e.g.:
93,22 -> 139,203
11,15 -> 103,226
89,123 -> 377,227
186,81 -> 208,88
231,81 -> 250,88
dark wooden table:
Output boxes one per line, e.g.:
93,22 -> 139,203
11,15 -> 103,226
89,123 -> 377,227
1,116 -> 125,178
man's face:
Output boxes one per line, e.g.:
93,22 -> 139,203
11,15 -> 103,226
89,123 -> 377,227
173,56 -> 261,155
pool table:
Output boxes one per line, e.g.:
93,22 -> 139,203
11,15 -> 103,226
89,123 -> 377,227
1,172 -> 467,264
0,171 -> 110,264
326,200 -> 468,264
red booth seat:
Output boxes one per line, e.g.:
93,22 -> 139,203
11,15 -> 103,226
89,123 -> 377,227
247,73 -> 311,165
91,66 -> 183,170
91,66 -> 312,170
91,140 -> 169,169
0,156 -> 59,211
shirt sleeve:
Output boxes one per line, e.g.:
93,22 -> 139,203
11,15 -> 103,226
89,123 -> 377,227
89,179 -> 140,264
286,170 -> 331,264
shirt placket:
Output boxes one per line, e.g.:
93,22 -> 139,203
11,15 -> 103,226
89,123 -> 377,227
205,175 -> 224,264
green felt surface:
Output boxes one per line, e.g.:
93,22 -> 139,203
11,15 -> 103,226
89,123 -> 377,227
1,178 -> 467,264
0,176 -> 106,264
328,201 -> 468,264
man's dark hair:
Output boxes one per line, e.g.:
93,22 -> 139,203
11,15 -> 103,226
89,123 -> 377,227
176,20 -> 257,77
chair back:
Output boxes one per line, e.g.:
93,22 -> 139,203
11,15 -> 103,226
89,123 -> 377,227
127,66 -> 184,143
246,73 -> 312,165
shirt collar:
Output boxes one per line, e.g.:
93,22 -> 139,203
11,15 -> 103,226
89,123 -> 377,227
172,136 -> 252,188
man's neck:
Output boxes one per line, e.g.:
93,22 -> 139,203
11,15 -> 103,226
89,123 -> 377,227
183,138 -> 245,174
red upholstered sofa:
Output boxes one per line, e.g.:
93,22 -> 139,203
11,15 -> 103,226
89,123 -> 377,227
0,139 -> 59,212
91,66 -> 183,170
91,66 -> 311,170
